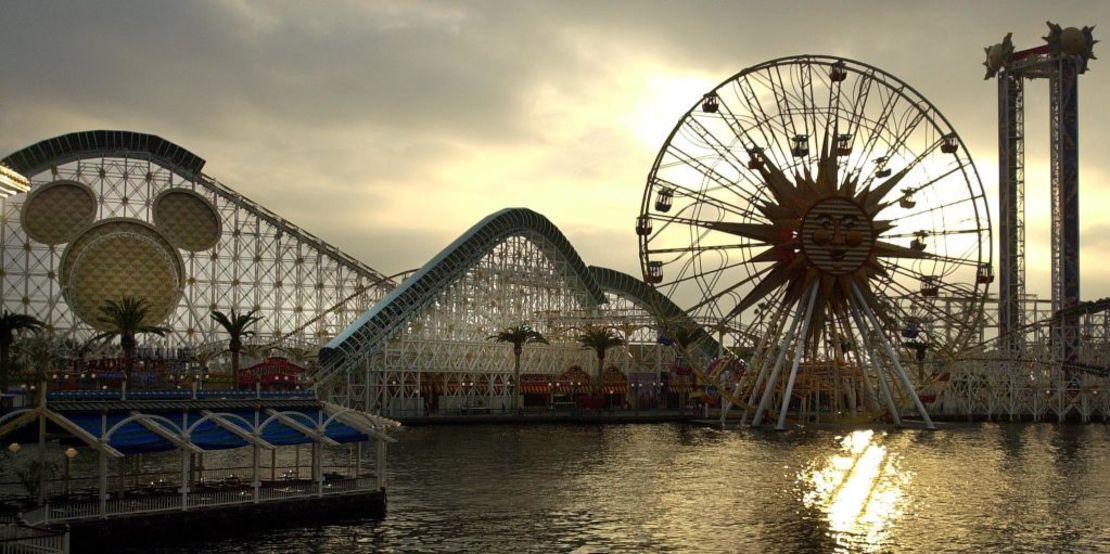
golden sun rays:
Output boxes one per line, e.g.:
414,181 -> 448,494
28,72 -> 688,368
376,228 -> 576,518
639,56 -> 992,428
706,130 -> 927,335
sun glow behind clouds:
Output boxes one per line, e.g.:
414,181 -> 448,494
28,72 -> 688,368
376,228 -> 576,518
379,57 -> 721,249
800,430 -> 910,551
623,71 -> 720,149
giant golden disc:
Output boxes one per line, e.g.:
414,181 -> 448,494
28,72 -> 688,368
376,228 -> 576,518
152,188 -> 221,252
59,219 -> 185,331
20,180 -> 98,245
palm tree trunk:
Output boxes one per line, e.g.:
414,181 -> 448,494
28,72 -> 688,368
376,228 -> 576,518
122,333 -> 136,387
123,350 -> 133,385
232,348 -> 240,390
0,341 -> 9,392
596,352 -> 604,383
513,351 -> 521,412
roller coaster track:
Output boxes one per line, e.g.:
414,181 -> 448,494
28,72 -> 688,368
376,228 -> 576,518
315,208 -> 607,386
961,296 -> 1110,377
312,207 -> 734,390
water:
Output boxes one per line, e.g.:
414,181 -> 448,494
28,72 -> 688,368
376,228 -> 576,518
128,423 -> 1110,553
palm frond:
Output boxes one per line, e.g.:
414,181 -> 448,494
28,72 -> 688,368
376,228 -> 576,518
487,322 -> 548,347
576,325 -> 625,353
211,309 -> 262,335
94,296 -> 167,339
0,311 -> 45,336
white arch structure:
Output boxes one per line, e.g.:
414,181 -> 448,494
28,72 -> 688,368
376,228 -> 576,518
316,208 -> 699,414
1,132 -> 688,406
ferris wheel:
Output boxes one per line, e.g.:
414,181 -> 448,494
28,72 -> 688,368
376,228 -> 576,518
637,55 -> 992,429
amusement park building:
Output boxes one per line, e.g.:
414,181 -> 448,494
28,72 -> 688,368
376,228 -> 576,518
0,131 -> 689,414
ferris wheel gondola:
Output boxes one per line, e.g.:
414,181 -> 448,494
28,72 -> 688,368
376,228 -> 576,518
638,55 -> 991,428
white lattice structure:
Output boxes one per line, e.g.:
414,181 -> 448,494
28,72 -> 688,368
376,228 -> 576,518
1,132 -> 686,408
7,130 -> 1104,423
0,131 -> 395,371
938,297 -> 1110,422
318,209 -> 689,416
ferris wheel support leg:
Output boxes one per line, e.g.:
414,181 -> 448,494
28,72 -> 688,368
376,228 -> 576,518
739,358 -> 771,426
839,308 -> 882,414
854,357 -> 882,414
776,284 -> 821,430
741,311 -> 789,425
851,284 -> 936,430
751,297 -> 808,428
741,309 -> 790,425
848,303 -> 901,426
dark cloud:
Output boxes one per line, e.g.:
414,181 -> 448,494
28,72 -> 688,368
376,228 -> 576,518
4,0 -> 1110,303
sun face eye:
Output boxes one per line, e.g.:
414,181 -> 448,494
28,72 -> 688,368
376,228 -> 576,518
841,216 -> 857,229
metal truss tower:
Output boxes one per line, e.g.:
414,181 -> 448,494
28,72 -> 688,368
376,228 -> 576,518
997,72 -> 1025,357
986,23 -> 1095,363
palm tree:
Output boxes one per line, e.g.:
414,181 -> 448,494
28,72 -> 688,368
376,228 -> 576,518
0,311 -> 43,392
94,296 -> 169,385
210,309 -> 262,388
576,325 -> 625,381
15,333 -> 69,385
488,323 -> 548,411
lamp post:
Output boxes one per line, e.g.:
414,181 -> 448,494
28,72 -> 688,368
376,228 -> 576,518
464,381 -> 473,414
63,447 -> 78,495
390,379 -> 398,416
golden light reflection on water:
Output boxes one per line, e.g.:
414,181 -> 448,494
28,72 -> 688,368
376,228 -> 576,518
800,430 -> 911,551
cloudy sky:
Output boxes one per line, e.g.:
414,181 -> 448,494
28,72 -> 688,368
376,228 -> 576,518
3,1 -> 1110,300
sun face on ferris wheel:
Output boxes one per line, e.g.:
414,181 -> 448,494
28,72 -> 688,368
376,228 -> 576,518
638,56 -> 992,410
720,135 -> 930,323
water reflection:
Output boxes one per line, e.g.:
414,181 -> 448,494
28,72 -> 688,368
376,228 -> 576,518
800,430 -> 909,551
117,423 -> 1110,554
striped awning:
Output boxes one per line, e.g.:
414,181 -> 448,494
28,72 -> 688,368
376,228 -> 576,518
599,366 -> 628,395
519,374 -> 554,395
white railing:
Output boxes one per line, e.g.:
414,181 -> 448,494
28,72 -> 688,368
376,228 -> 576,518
188,486 -> 252,508
44,500 -> 99,523
258,483 -> 314,502
105,492 -> 183,517
0,523 -> 68,554
20,475 -> 377,525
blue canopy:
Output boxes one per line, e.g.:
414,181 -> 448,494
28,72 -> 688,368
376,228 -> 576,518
57,408 -> 368,455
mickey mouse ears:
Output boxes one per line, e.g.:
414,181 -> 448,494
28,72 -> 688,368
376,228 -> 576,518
20,180 -> 98,245
152,188 -> 221,252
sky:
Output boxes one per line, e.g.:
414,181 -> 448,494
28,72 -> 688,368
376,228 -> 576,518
3,0 -> 1110,301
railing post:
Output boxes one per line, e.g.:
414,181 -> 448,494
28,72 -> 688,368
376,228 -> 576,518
355,442 -> 362,482
375,438 -> 386,490
180,447 -> 190,511
98,448 -> 107,518
313,442 -> 323,498
252,440 -> 260,504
